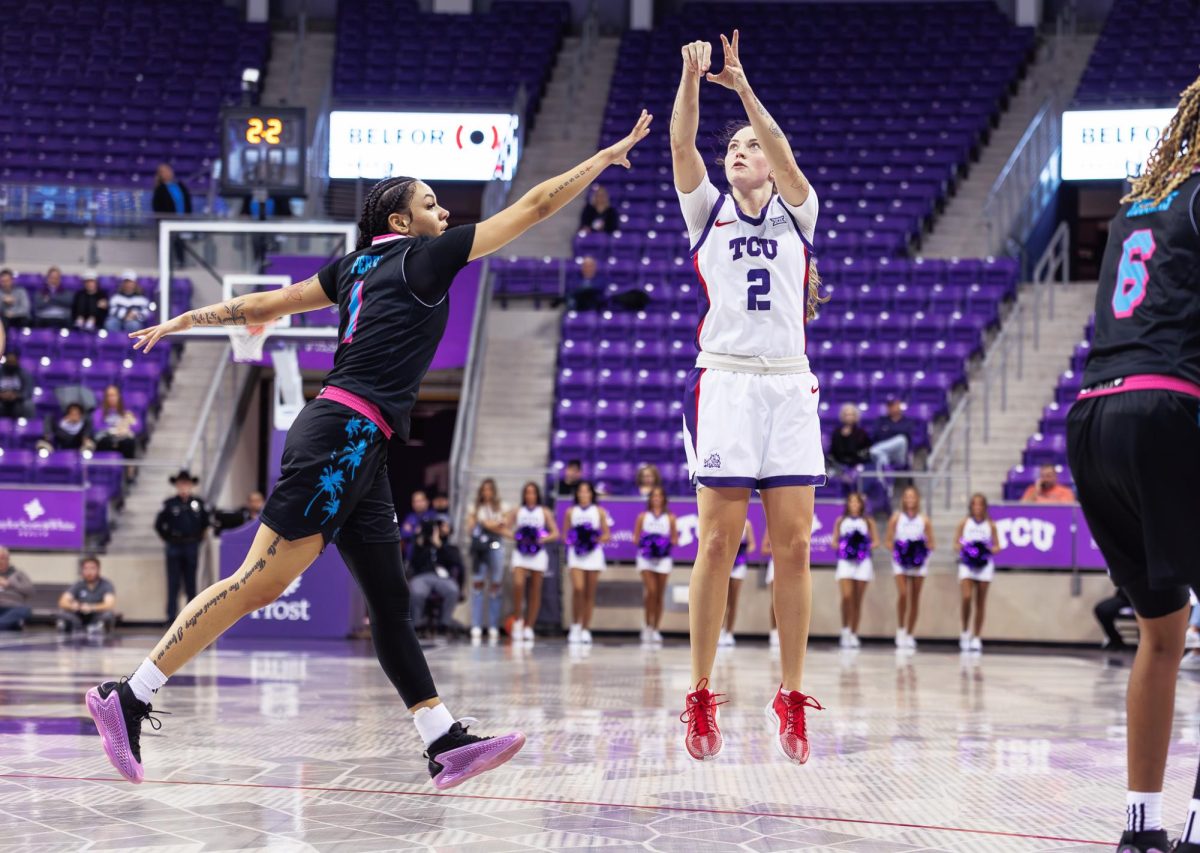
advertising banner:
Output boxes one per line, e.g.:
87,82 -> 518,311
1062,108 -> 1175,181
0,487 -> 85,550
989,504 -> 1076,568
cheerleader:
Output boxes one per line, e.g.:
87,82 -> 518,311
886,486 -> 935,649
834,492 -> 878,649
635,485 -> 677,644
955,493 -> 1002,653
719,519 -> 756,647
506,482 -> 559,645
763,531 -> 778,649
564,481 -> 609,644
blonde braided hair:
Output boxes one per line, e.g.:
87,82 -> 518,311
1123,75 -> 1200,204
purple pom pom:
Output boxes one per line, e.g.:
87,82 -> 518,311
639,532 -> 671,560
515,525 -> 543,556
959,540 -> 991,570
838,530 -> 871,563
893,539 -> 928,569
566,522 -> 600,556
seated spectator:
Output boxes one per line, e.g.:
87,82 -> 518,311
55,383 -> 97,414
829,404 -> 872,472
92,384 -> 139,459
636,463 -> 663,497
35,266 -> 74,328
42,402 -> 95,453
430,493 -> 466,586
566,256 -> 605,311
578,185 -> 619,235
0,546 -> 33,631
57,555 -> 117,636
0,268 -> 31,328
212,490 -> 266,534
869,398 -> 914,471
0,350 -> 34,419
152,163 -> 192,215
1093,586 -> 1131,650
557,459 -> 583,501
72,270 -> 109,330
407,513 -> 462,633
106,272 -> 152,333
1020,464 -> 1076,503
400,490 -> 439,562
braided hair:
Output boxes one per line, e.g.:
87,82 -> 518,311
355,176 -> 419,250
1123,75 -> 1200,205
713,121 -> 830,322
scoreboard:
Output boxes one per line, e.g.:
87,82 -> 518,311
220,107 -> 307,195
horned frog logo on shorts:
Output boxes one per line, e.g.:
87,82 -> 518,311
703,452 -> 722,470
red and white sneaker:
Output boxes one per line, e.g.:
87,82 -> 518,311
765,686 -> 823,764
680,678 -> 727,760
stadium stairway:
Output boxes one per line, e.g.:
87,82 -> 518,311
466,308 -> 561,505
922,33 -> 1096,259
962,281 -> 1097,502
501,36 -> 620,260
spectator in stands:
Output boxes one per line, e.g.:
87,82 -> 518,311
72,270 -> 109,330
567,256 -> 605,311
430,493 -> 466,586
0,546 -> 33,631
579,185 -> 619,235
400,490 -> 438,562
869,398 -> 914,471
636,463 -> 663,497
35,266 -> 73,328
0,350 -> 34,419
152,163 -> 192,215
211,490 -> 265,535
407,509 -> 462,634
1020,464 -> 1075,503
57,555 -> 117,636
93,384 -> 139,460
557,459 -> 583,501
106,273 -> 151,333
0,268 -> 31,328
155,469 -> 210,623
829,403 -> 872,474
42,402 -> 95,453
1094,586 -> 1132,650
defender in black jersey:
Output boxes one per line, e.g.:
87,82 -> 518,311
1064,74 -> 1200,853
85,112 -> 653,789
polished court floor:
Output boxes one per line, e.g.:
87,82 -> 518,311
2,632 -> 1199,852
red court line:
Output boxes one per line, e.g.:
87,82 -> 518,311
0,771 -> 1109,846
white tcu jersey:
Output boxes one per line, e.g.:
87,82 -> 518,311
641,512 -> 671,537
569,505 -> 602,530
515,505 -> 545,534
678,176 -> 818,359
895,512 -> 926,543
962,517 -> 992,546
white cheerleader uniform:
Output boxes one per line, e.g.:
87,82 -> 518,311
566,505 -> 607,572
512,504 -> 549,573
892,512 -> 930,578
729,534 -> 750,580
765,558 -> 775,585
834,516 -> 875,581
957,517 -> 996,583
676,176 -> 826,491
635,512 -> 673,575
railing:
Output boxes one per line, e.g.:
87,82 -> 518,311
1031,220 -> 1071,336
983,97 -> 1062,257
183,350 -> 256,497
927,393 -> 972,506
562,0 -> 600,140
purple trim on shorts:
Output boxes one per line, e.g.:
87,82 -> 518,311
1077,373 -> 1200,401
697,476 -> 758,489
688,194 -> 726,255
758,474 -> 827,489
319,385 -> 394,439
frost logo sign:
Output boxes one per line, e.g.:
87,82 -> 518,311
250,575 -> 311,622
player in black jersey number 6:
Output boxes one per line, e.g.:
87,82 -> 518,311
84,111 -> 653,790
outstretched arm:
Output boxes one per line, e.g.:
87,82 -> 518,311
129,275 -> 333,353
468,111 -> 652,262
671,41 -> 709,193
707,30 -> 811,208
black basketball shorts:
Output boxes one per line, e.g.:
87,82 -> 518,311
1067,389 -> 1200,598
260,398 -> 401,546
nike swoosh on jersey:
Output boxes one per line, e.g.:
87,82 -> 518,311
714,219 -> 736,227
811,385 -> 819,394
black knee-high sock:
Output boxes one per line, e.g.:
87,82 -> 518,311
337,541 -> 438,707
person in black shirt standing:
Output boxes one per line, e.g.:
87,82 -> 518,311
86,110 -> 653,790
1064,75 -> 1200,853
154,470 -> 210,623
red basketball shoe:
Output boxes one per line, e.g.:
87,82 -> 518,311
765,686 -> 823,764
680,678 -> 727,760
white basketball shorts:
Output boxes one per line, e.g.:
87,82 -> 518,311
682,366 -> 827,490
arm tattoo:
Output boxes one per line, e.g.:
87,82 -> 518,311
188,300 -> 248,327
281,280 -> 308,302
547,164 -> 594,200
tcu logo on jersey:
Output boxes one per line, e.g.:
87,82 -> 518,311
728,236 -> 778,260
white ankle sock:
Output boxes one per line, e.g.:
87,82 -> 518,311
1182,798 -> 1200,842
413,703 -> 455,747
1126,790 -> 1163,832
129,659 -> 167,704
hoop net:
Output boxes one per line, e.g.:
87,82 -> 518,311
226,321 -> 278,362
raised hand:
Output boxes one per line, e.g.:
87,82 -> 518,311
604,110 -> 653,169
129,313 -> 192,354
705,30 -> 747,92
681,40 -> 712,77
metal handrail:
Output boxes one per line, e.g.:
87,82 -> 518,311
448,259 -> 494,543
983,96 -> 1062,256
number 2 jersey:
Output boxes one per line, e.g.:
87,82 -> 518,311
1083,173 -> 1200,388
676,175 -> 818,359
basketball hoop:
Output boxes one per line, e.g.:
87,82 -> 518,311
226,321 -> 277,362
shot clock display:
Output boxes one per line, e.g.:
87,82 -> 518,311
220,107 -> 307,195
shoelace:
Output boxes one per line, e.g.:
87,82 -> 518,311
678,678 -> 729,736
781,692 -> 824,738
